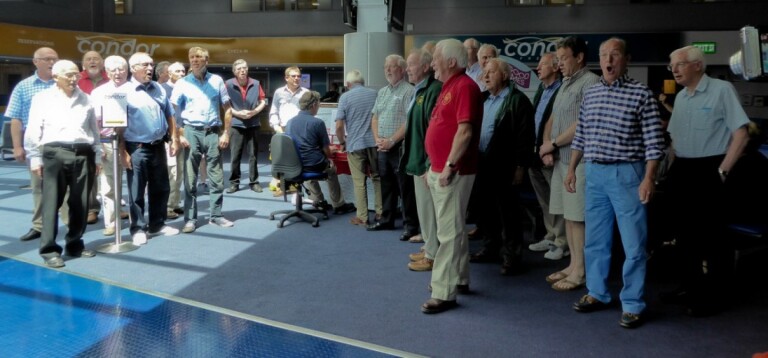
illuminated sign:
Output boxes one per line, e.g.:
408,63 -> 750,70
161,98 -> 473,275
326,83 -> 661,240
692,42 -> 717,54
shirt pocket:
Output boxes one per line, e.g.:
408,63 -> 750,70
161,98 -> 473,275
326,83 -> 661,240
692,107 -> 717,130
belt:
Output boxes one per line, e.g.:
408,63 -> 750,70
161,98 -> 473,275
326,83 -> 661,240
591,160 -> 620,165
186,125 -> 220,133
126,139 -> 165,148
45,142 -> 92,151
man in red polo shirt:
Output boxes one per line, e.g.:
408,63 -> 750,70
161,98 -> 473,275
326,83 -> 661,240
421,38 -> 483,314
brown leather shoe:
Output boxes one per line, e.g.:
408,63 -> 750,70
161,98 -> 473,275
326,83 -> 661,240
349,217 -> 367,226
408,258 -> 433,271
87,212 -> 98,225
120,211 -> 129,220
409,250 -> 425,262
421,298 -> 458,314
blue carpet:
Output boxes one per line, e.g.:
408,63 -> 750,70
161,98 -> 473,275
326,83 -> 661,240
1,153 -> 768,358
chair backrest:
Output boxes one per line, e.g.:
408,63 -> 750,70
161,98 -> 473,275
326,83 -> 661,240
270,133 -> 304,181
1,121 -> 13,158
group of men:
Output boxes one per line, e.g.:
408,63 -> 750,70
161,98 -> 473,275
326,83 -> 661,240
6,45 -> 294,267
6,35 -> 751,326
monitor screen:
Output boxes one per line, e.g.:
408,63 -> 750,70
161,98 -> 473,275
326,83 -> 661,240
387,0 -> 406,32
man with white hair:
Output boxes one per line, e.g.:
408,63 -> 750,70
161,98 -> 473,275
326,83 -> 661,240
421,38 -> 483,314
335,69 -> 382,225
118,52 -> 180,245
90,55 -> 132,236
5,47 -> 59,242
24,59 -> 102,268
662,45 -> 750,317
367,54 -> 416,240
464,38 -> 482,89
164,61 -> 186,218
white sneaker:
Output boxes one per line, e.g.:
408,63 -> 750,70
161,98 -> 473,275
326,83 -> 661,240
148,225 -> 180,237
132,231 -> 148,245
544,246 -> 570,260
209,216 -> 234,227
529,239 -> 555,252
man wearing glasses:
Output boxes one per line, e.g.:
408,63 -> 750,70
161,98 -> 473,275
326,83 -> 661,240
4,47 -> 59,243
661,45 -> 750,317
24,60 -> 102,268
171,46 -> 233,233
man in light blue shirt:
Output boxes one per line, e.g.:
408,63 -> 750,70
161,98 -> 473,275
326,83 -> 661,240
171,46 -> 233,233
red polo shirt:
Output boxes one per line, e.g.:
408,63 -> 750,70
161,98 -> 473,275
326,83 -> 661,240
77,70 -> 109,95
425,72 -> 482,175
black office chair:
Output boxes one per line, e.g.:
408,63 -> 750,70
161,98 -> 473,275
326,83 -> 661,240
269,133 -> 329,228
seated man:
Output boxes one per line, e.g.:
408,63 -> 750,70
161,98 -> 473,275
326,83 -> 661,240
284,91 -> 355,215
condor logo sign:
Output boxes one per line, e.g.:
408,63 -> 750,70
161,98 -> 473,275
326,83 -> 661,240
502,36 -> 562,62
76,35 -> 160,56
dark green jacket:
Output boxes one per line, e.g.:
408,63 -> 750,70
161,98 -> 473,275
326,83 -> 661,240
400,75 -> 442,176
480,81 -> 535,174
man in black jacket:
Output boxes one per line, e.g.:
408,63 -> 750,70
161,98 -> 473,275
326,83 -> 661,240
468,58 -> 535,275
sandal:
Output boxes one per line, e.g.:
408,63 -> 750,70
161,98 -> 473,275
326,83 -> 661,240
545,271 -> 568,284
552,279 -> 586,292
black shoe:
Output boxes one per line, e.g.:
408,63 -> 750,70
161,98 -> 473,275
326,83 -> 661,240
66,249 -> 96,258
44,256 -> 65,268
469,250 -> 500,263
366,221 -> 395,231
173,207 -> 184,214
500,259 -> 525,276
20,228 -> 42,242
250,183 -> 263,193
333,203 -> 356,215
620,312 -> 644,329
573,295 -> 609,313
313,200 -> 333,211
659,288 -> 690,305
399,231 -> 418,241
226,185 -> 239,194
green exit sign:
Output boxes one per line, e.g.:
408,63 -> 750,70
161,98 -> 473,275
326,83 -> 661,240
693,42 -> 717,54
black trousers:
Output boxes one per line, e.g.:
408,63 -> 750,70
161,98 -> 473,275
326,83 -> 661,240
126,142 -> 170,234
666,155 -> 729,301
474,159 -> 524,263
228,126 -> 260,186
39,144 -> 95,258
377,142 -> 419,233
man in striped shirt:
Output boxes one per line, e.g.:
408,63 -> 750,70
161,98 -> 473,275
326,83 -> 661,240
567,37 -> 665,329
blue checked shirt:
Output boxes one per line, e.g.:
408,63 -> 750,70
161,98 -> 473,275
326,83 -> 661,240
572,75 -> 665,163
4,71 -> 56,129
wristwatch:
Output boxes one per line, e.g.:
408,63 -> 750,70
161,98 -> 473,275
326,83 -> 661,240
552,140 -> 559,150
447,160 -> 457,170
718,167 -> 728,177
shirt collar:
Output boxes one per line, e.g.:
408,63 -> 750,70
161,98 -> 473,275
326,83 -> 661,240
543,78 -> 561,90
599,73 -> 630,87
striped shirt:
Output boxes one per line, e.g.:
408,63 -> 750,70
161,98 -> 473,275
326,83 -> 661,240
4,71 -> 56,129
550,67 -> 600,164
372,79 -> 414,139
336,84 -> 377,152
572,75 -> 665,163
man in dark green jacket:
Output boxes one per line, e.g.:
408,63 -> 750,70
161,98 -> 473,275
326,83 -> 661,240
400,48 -> 445,272
469,58 -> 535,275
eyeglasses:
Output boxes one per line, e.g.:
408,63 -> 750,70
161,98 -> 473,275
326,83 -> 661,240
34,57 -> 58,62
667,61 -> 693,72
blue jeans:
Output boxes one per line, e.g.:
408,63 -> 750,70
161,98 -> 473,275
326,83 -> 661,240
584,161 -> 648,314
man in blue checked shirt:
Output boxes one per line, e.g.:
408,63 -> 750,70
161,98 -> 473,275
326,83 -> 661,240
566,37 -> 665,329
